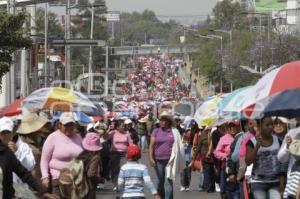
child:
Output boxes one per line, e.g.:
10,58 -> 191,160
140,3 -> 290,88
118,144 -> 160,199
79,132 -> 103,199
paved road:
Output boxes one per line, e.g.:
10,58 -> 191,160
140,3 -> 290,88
96,151 -> 219,199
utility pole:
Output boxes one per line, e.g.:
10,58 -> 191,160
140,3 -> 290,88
65,0 -> 71,82
88,3 -> 95,94
20,21 -> 28,96
111,21 -> 115,40
44,2 -> 48,87
30,4 -> 37,91
9,0 -> 16,102
105,46 -> 109,96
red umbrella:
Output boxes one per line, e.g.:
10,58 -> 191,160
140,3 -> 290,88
1,98 -> 23,116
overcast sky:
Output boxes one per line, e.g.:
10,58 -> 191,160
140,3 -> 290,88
106,0 -> 218,16
49,0 -> 218,24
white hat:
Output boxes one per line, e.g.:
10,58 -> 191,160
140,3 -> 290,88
273,117 -> 294,124
87,123 -> 94,132
124,119 -> 132,125
94,121 -> 107,130
0,117 -> 14,132
59,112 -> 75,125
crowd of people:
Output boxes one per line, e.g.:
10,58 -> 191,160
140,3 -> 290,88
122,56 -> 191,102
2,102 -> 300,199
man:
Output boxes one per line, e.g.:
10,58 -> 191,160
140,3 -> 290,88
0,117 -> 58,199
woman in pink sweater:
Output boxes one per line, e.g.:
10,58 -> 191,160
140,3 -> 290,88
40,112 -> 83,197
108,119 -> 133,190
214,120 -> 240,199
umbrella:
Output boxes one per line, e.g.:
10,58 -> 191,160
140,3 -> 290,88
239,61 -> 300,118
193,95 -> 224,127
0,98 -> 23,116
263,89 -> 300,118
219,86 -> 253,120
51,111 -> 93,125
22,87 -> 97,114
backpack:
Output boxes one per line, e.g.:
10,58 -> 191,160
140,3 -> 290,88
58,159 -> 89,199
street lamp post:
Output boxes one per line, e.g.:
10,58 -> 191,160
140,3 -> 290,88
206,34 -> 223,93
210,29 -> 233,91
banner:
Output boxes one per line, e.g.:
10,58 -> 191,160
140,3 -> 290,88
255,0 -> 287,11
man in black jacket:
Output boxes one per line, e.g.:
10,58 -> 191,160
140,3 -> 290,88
0,117 -> 59,199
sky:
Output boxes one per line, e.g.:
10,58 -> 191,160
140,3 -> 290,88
106,0 -> 218,16
49,0 -> 218,25
106,0 -> 218,24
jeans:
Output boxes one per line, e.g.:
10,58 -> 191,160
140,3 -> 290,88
110,151 -> 126,185
202,161 -> 215,192
198,170 -> 204,189
138,135 -> 147,151
219,168 -> 226,194
180,161 -> 191,188
226,188 -> 240,199
155,160 -> 173,199
251,182 -> 281,199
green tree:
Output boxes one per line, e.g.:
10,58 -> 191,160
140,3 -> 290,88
212,0 -> 249,30
119,10 -> 180,45
35,8 -> 64,39
0,12 -> 31,82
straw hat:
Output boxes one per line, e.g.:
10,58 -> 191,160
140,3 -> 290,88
17,113 -> 49,135
159,111 -> 175,125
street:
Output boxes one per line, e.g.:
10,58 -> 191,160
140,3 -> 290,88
96,151 -> 219,199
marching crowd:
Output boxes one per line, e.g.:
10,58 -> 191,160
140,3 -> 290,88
1,108 -> 300,199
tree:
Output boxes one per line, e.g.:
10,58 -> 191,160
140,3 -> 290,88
70,0 -> 108,77
0,12 -> 31,82
35,8 -> 64,39
118,10 -> 180,45
212,0 -> 249,30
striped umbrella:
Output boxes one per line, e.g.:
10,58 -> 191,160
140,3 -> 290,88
239,61 -> 300,118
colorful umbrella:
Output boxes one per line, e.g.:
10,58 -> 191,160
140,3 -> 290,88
219,86 -> 253,120
193,95 -> 224,127
239,61 -> 300,118
22,87 -> 97,113
0,98 -> 23,116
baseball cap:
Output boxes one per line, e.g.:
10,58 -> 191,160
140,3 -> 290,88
59,112 -> 75,125
0,117 -> 14,132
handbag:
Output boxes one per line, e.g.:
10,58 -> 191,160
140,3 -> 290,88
192,160 -> 202,171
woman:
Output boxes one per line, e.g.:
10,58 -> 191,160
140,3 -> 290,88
125,119 -> 139,145
149,111 -> 184,199
0,117 -> 58,199
245,117 -> 285,199
181,120 -> 199,192
79,133 -> 102,199
214,120 -> 240,199
94,122 -> 110,189
192,126 -> 215,193
40,112 -> 83,196
17,113 -> 50,182
273,117 -> 289,143
108,119 -> 133,190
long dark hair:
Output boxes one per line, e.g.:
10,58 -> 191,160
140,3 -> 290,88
76,150 -> 97,166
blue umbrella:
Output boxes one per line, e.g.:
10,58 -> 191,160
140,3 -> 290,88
263,89 -> 300,118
